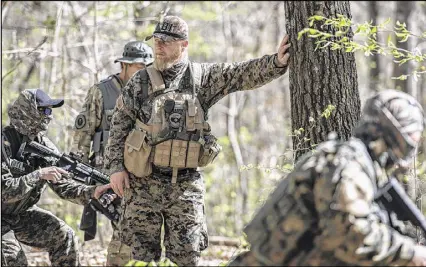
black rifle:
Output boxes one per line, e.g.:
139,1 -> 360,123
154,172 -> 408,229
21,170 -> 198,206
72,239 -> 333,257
18,141 -> 119,241
375,177 -> 426,235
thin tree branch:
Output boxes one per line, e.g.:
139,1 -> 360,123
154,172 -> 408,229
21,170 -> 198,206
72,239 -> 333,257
2,36 -> 48,82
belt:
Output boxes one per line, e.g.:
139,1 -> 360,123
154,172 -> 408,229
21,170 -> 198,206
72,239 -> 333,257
152,165 -> 197,176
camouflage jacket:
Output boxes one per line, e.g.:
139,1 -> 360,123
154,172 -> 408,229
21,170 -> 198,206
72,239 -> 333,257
104,54 -> 288,175
243,137 -> 416,266
71,74 -> 124,161
1,126 -> 96,217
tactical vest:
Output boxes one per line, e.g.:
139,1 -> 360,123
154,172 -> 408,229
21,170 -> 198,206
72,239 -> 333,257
92,74 -> 123,155
243,138 -> 379,265
1,126 -> 33,175
123,63 -> 221,182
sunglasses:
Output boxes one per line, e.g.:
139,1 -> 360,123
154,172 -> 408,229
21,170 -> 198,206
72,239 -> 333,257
38,107 -> 53,116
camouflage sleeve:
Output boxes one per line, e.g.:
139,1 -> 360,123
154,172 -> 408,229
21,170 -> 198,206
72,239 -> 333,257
1,161 -> 41,203
103,72 -> 139,176
42,136 -> 96,205
48,179 -> 96,206
315,161 -> 415,265
199,54 -> 287,108
70,84 -> 103,161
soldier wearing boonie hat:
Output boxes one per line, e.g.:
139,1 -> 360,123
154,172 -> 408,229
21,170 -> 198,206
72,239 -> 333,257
71,41 -> 154,267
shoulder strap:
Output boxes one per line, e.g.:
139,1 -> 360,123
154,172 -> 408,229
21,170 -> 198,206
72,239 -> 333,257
191,62 -> 202,93
141,68 -> 167,101
141,69 -> 150,100
111,74 -> 125,88
98,75 -> 121,98
2,127 -> 22,159
190,62 -> 209,120
1,132 -> 11,167
146,66 -> 165,92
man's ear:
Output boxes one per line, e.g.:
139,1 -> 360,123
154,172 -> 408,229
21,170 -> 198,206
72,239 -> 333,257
181,40 -> 189,49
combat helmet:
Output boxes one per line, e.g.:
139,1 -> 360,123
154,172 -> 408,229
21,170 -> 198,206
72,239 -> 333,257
354,89 -> 425,169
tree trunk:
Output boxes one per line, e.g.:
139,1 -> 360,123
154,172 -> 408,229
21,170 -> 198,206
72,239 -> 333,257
392,1 -> 413,93
284,1 -> 361,161
368,1 -> 381,93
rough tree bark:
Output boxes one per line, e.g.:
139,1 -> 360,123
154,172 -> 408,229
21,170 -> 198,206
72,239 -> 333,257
284,1 -> 361,161
392,1 -> 413,94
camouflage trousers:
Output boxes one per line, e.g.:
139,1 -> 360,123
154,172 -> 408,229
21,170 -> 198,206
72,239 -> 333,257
121,170 -> 209,266
95,162 -> 132,266
106,202 -> 131,266
1,231 -> 27,266
1,205 -> 79,266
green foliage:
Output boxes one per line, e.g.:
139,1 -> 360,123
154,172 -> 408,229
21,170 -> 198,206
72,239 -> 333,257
298,15 -> 426,80
321,104 -> 336,119
285,105 -> 336,160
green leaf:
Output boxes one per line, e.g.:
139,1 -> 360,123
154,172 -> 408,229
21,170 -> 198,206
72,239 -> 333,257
297,28 -> 310,40
309,29 -> 318,34
391,74 -> 408,80
312,15 -> 325,21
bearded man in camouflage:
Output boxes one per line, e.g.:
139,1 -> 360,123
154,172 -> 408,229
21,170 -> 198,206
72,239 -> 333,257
228,89 -> 426,266
1,89 -> 112,266
103,15 -> 291,266
71,41 -> 153,266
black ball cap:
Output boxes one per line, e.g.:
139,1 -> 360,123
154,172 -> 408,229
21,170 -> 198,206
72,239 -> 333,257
29,89 -> 64,108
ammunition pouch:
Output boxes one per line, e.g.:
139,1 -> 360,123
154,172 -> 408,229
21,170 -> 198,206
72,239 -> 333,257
198,134 -> 221,167
153,140 -> 201,169
124,119 -> 222,179
123,120 -> 153,178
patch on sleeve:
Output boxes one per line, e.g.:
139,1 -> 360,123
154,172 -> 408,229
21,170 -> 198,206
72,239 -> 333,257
115,95 -> 124,110
75,114 -> 87,129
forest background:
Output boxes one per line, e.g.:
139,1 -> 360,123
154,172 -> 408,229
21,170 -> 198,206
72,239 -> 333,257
2,1 -> 426,265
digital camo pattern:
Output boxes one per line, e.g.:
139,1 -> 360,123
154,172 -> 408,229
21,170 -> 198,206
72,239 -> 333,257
354,89 -> 425,168
1,140 -> 96,215
2,126 -> 96,266
228,138 -> 416,266
104,54 -> 287,175
146,15 -> 189,42
2,206 -> 79,266
1,231 -> 27,266
103,52 -> 286,266
120,171 -> 208,266
8,89 -> 51,139
71,77 -> 131,266
71,83 -> 104,162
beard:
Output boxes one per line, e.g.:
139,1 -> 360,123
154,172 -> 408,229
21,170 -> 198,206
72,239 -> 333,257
154,46 -> 183,71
